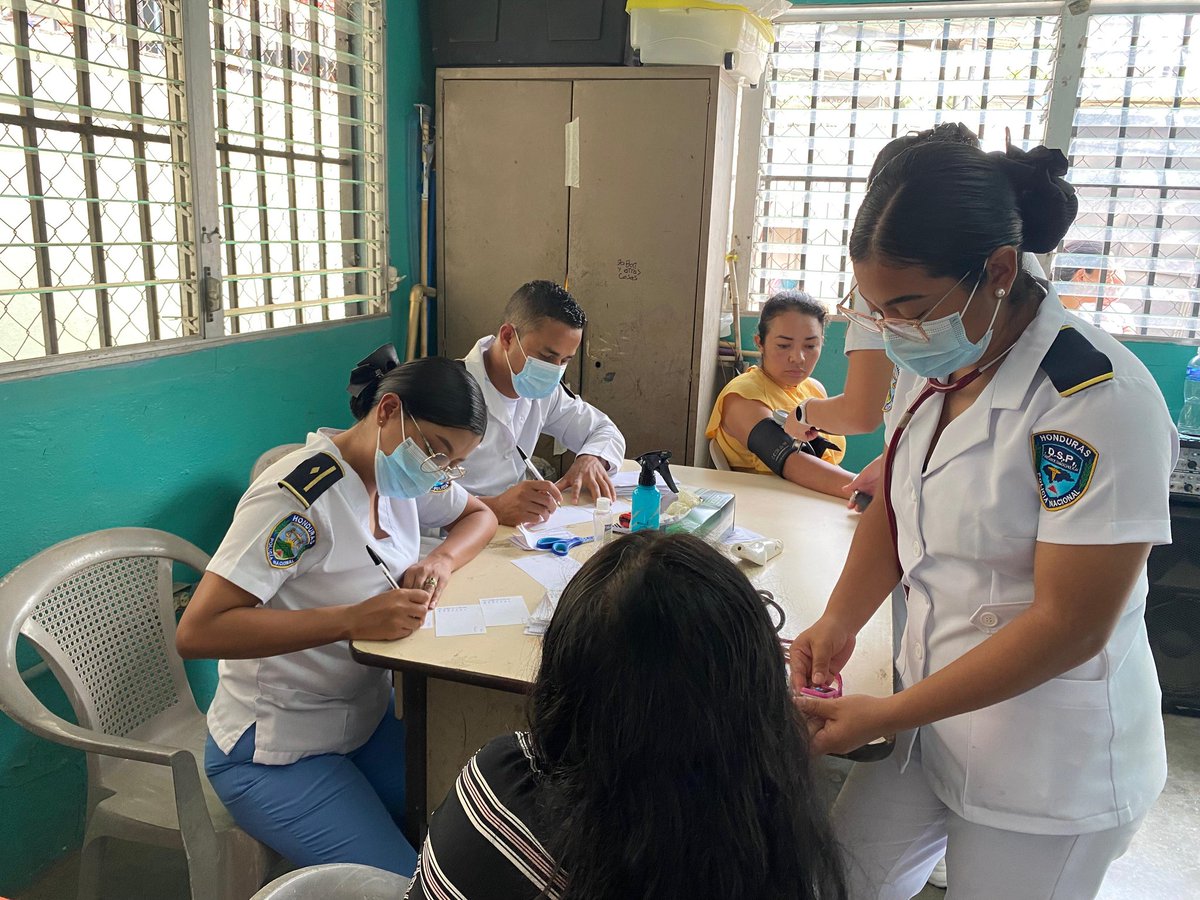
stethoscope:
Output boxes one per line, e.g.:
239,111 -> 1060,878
757,589 -> 787,636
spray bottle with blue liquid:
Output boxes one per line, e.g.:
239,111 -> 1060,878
631,450 -> 680,532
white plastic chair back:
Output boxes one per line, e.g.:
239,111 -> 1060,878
13,531 -> 203,789
709,438 -> 732,471
251,863 -> 411,899
0,528 -> 275,899
251,443 -> 305,483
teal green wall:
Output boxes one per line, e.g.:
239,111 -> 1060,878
387,0 -> 434,352
0,1 -> 427,891
0,319 -> 391,894
737,315 -> 1200,471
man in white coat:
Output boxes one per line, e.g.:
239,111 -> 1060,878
459,281 -> 626,526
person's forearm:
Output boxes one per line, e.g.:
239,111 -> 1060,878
432,506 -> 497,568
781,450 -> 854,499
477,494 -> 504,520
178,589 -> 352,659
881,604 -> 1107,734
821,497 -> 901,632
804,349 -> 894,435
804,394 -> 884,436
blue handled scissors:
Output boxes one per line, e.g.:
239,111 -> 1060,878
535,535 -> 594,556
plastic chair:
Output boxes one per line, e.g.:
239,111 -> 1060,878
250,443 -> 304,483
0,528 -> 276,900
709,438 -> 732,471
250,863 -> 411,899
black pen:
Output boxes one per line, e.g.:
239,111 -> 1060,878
366,545 -> 400,590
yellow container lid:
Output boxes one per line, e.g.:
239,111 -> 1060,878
625,0 -> 775,45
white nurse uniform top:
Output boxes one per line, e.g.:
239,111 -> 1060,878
885,282 -> 1176,835
205,428 -> 468,765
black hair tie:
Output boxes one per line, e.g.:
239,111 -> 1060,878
347,343 -> 399,399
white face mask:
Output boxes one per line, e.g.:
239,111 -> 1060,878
882,272 -> 1003,380
505,329 -> 567,400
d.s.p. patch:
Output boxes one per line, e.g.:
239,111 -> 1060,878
1031,431 -> 1098,511
266,513 -> 317,567
882,367 -> 898,413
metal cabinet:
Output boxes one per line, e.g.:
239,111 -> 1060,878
436,66 -> 737,465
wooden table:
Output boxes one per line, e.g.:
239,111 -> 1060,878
352,464 -> 894,844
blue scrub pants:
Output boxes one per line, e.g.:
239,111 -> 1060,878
204,700 -> 416,876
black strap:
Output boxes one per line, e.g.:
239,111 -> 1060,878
1040,326 -> 1114,397
278,452 -> 344,509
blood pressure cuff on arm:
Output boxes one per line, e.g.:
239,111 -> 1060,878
747,418 -> 798,478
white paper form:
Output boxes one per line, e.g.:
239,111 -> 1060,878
479,595 -> 530,627
433,604 -> 487,637
511,554 -> 582,591
528,505 -> 594,530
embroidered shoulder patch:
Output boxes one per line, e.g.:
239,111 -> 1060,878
882,367 -> 899,413
430,478 -> 452,493
266,513 -> 317,567
1031,431 -> 1098,511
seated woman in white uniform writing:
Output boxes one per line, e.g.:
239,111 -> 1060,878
791,141 -> 1176,898
176,347 -> 498,875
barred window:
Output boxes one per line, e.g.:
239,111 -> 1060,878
1058,12 -> 1200,339
211,0 -> 384,334
0,0 -> 385,368
751,7 -> 1200,339
752,14 -> 1058,311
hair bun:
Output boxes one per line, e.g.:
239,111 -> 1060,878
347,343 -> 399,417
989,143 -> 1078,254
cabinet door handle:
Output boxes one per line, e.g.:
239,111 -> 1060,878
565,117 -> 580,189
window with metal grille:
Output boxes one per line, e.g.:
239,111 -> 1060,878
0,0 -> 385,369
1057,12 -> 1200,339
750,7 -> 1200,339
211,0 -> 384,334
752,14 -> 1059,311
0,0 -> 194,361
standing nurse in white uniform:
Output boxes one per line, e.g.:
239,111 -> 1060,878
791,140 -> 1177,898
176,348 -> 498,875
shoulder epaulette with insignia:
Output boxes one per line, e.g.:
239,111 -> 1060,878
1040,325 -> 1114,397
559,379 -> 577,399
278,452 -> 344,508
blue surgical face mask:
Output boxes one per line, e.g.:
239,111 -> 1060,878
506,330 -> 567,400
374,409 -> 443,499
882,274 -> 1002,380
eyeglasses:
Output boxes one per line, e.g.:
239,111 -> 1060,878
836,271 -> 977,344
406,414 -> 467,483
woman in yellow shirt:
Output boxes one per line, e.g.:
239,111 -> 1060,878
706,291 -> 853,498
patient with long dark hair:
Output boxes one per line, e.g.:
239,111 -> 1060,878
405,531 -> 846,900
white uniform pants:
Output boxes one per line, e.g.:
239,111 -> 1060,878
833,739 -> 1144,900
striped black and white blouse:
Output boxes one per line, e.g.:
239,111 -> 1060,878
406,732 -> 567,900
